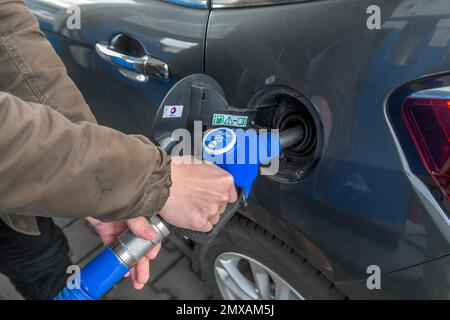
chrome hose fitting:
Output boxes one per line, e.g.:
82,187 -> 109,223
111,215 -> 171,268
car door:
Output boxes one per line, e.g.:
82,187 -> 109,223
27,0 -> 209,138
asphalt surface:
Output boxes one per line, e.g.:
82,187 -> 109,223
0,218 -> 213,300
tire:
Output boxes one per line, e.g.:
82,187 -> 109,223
199,215 -> 346,300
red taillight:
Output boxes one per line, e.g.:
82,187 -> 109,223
402,97 -> 450,200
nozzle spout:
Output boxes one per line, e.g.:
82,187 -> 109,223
279,126 -> 304,150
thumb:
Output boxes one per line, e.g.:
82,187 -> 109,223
127,216 -> 156,240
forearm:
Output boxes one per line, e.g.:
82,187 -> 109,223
0,92 -> 171,221
0,0 -> 96,123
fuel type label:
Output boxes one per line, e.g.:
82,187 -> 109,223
212,113 -> 248,128
163,105 -> 184,118
212,114 -> 248,128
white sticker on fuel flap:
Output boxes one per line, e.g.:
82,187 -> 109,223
162,105 -> 183,118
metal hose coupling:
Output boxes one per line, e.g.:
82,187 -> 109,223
111,215 -> 171,268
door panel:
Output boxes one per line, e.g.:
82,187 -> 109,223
205,0 -> 450,283
27,0 -> 208,137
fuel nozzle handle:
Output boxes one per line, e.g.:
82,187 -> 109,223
174,126 -> 303,244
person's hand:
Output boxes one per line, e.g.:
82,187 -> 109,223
86,216 -> 161,290
159,156 -> 238,232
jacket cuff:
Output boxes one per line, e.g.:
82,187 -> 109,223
141,146 -> 172,215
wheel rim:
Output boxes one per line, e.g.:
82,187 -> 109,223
214,252 -> 304,300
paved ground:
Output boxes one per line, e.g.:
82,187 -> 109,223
0,218 -> 213,300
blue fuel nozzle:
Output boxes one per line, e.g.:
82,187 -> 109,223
202,127 -> 282,198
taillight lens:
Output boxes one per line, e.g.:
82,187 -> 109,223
402,98 -> 450,200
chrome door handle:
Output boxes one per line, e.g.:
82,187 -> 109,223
95,42 -> 170,82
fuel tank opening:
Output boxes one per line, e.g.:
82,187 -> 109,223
274,97 -> 317,158
249,86 -> 323,183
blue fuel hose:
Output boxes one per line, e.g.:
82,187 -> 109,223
55,247 -> 128,300
54,214 -> 171,300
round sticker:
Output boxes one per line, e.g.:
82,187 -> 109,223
203,128 -> 237,156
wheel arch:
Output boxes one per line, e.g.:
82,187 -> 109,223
237,206 -> 335,280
